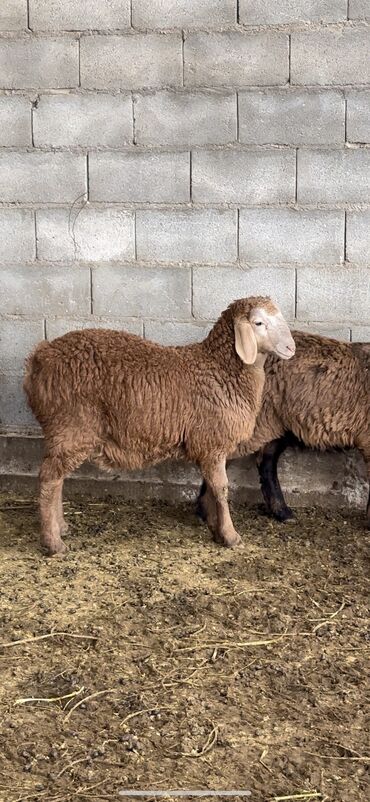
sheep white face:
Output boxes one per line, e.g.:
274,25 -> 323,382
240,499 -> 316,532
249,307 -> 296,360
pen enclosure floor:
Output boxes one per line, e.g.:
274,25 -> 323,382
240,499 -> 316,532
0,494 -> 368,802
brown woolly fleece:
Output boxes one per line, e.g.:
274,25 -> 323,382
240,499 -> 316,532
245,332 -> 369,456
199,332 -> 369,527
24,296 -> 292,555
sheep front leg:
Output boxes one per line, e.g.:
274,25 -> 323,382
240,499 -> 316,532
201,460 -> 242,548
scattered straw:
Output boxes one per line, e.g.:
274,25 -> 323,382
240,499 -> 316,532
310,601 -> 346,632
15,686 -> 84,706
271,794 -> 322,801
259,747 -> 273,775
120,706 -> 172,728
168,722 -> 218,758
64,688 -> 115,721
0,631 -> 98,649
175,632 -> 288,653
75,780 -> 110,795
213,586 -> 266,597
56,756 -> 90,779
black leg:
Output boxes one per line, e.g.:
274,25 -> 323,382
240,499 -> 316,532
357,443 -> 370,530
196,479 -> 208,521
256,434 -> 297,522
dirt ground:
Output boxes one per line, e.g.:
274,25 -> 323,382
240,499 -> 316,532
0,491 -> 369,802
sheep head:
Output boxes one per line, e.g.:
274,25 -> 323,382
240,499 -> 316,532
230,297 -> 295,365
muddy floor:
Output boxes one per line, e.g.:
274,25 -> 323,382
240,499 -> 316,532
0,492 -> 369,802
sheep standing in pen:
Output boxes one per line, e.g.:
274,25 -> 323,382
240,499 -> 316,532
197,333 -> 370,529
24,296 -> 295,556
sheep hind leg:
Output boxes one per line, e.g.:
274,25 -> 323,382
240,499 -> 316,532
39,466 -> 66,557
39,445 -> 92,556
256,435 -> 296,522
201,460 -> 241,549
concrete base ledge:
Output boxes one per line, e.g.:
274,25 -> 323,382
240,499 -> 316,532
0,433 -> 367,512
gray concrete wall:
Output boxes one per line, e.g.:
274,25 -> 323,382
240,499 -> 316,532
0,1 -> 369,505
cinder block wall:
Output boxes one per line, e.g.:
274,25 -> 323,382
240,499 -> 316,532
0,1 -> 369,501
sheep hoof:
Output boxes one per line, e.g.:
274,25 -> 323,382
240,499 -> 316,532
42,538 -> 68,557
273,507 -> 296,523
214,530 -> 243,549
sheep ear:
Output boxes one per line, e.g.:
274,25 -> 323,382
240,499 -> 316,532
234,318 -> 258,365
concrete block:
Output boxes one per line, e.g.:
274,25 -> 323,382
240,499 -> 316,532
347,92 -> 370,143
0,96 -> 31,146
93,265 -> 191,319
293,322 -> 351,341
30,0 -> 131,29
0,375 -> 37,428
239,209 -> 344,265
239,90 -> 345,145
89,152 -> 189,203
346,211 -> 370,264
0,37 -> 79,89
0,318 -> 44,373
134,90 -> 236,146
36,208 -> 135,262
0,0 -> 27,30
239,0 -> 347,24
136,210 -> 237,263
132,0 -> 236,28
348,0 -> 370,19
81,33 -> 182,90
193,266 -> 295,320
291,29 -> 370,85
33,93 -> 133,148
144,320 -> 211,346
0,209 -> 35,263
297,266 -> 370,322
0,265 -> 91,315
192,149 -> 295,204
351,326 -> 370,341
46,317 -> 143,340
184,32 -> 288,87
0,152 -> 86,203
297,149 -> 370,204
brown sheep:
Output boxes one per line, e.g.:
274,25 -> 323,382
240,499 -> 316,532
197,332 -> 370,529
24,296 -> 295,555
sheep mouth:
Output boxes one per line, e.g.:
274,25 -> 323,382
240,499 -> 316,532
276,348 -> 295,360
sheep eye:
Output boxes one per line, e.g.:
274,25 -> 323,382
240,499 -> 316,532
254,321 -> 263,326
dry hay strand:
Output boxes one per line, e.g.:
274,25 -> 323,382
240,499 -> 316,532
64,688 -> 116,721
175,631 -> 289,653
0,631 -> 98,649
270,794 -> 322,802
14,686 -> 84,707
